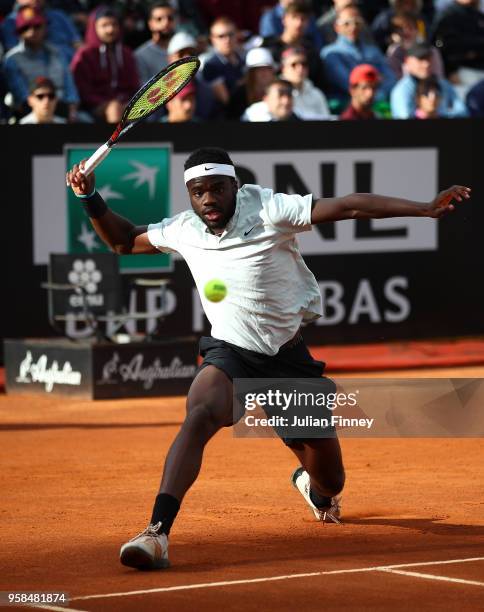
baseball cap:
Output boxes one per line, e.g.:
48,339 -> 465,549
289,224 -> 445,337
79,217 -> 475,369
349,63 -> 380,86
176,81 -> 196,100
16,6 -> 46,33
29,76 -> 56,94
406,42 -> 433,59
167,32 -> 197,56
245,47 -> 275,69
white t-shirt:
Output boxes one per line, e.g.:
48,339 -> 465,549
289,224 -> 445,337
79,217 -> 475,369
147,184 -> 322,355
19,112 -> 66,124
241,101 -> 272,122
293,79 -> 331,120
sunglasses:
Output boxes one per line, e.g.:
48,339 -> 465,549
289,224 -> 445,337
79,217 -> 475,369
33,92 -> 56,100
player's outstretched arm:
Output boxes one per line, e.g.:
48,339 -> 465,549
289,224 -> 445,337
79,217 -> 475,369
310,185 -> 471,224
66,160 -> 157,255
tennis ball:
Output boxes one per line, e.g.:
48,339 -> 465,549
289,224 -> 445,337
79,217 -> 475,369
204,279 -> 227,303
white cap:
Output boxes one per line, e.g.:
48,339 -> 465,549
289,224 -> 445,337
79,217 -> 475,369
245,47 -> 275,69
167,32 -> 197,56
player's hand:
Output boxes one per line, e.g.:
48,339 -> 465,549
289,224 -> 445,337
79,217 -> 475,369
427,185 -> 471,218
66,159 -> 95,197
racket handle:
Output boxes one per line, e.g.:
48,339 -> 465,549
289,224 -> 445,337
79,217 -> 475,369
81,142 -> 112,176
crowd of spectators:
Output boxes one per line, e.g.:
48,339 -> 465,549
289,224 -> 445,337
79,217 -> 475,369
1,0 -> 484,124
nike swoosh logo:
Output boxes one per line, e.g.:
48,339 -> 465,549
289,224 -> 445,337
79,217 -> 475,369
244,226 -> 257,236
204,166 -> 215,171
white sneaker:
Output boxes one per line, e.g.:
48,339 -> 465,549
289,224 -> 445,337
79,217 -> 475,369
120,522 -> 170,570
291,467 -> 342,523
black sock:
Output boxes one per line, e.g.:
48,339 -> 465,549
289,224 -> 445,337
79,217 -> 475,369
150,493 -> 180,535
309,488 -> 332,509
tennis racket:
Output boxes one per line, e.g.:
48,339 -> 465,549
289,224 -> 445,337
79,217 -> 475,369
81,56 -> 200,176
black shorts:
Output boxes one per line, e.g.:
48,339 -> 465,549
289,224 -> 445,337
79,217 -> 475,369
198,335 -> 336,446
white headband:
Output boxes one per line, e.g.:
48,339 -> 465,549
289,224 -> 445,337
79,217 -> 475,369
184,163 -> 236,185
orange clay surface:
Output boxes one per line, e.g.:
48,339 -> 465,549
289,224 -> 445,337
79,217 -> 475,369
0,366 -> 483,611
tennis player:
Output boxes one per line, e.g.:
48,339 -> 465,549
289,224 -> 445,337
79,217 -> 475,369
66,147 -> 470,570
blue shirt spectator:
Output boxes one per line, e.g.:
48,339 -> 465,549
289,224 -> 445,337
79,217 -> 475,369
3,8 -> 79,113
466,78 -> 484,117
201,17 -> 244,107
390,42 -> 468,118
259,1 -> 323,51
1,1 -> 81,64
202,50 -> 244,96
391,75 -> 468,118
320,7 -> 396,105
4,41 -> 79,108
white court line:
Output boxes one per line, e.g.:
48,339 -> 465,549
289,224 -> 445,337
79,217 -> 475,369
70,556 -> 484,603
379,568 -> 484,587
383,556 -> 484,570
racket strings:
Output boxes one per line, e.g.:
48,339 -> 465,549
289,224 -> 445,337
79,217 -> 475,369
127,60 -> 199,122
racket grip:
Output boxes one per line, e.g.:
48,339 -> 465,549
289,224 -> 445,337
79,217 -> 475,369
81,142 -> 112,176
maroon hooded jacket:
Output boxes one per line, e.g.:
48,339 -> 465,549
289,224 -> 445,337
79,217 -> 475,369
70,20 -> 139,112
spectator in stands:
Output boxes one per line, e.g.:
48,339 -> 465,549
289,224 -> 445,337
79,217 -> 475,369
3,7 -> 80,120
71,7 -> 139,123
135,1 -> 176,84
242,77 -> 301,121
162,80 -> 198,122
321,5 -> 396,107
280,46 -> 331,118
386,12 -> 444,79
227,46 -> 276,119
432,0 -> 484,93
201,16 -> 244,107
371,0 -> 427,52
19,75 -> 66,123
1,0 -> 81,63
263,0 -> 325,90
414,75 -> 443,118
317,0 -> 375,47
259,0 -> 323,51
340,63 -> 381,119
167,31 -> 216,120
466,78 -> 484,117
390,42 -> 468,117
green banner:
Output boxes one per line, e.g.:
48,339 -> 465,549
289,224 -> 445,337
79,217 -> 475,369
66,145 -> 171,272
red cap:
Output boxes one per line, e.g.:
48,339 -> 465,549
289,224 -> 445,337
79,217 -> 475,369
176,81 -> 196,100
349,64 -> 380,86
16,6 -> 46,33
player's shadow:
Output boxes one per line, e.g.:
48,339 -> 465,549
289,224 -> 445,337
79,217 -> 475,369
167,518 -> 484,575
344,516 -> 484,537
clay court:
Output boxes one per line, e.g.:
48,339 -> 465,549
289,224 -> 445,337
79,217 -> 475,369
1,363 -> 483,611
